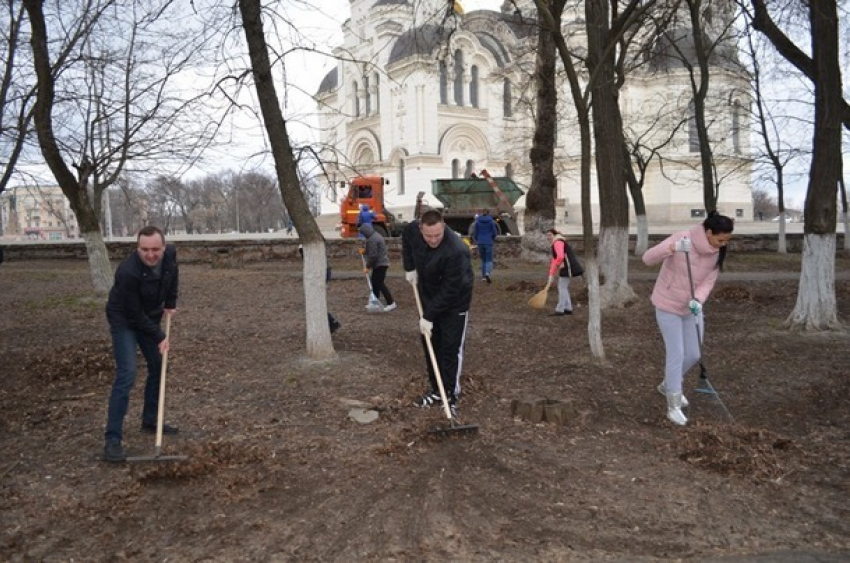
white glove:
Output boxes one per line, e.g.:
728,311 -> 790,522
675,236 -> 692,253
405,270 -> 418,285
419,318 -> 433,338
548,275 -> 556,285
688,299 -> 702,316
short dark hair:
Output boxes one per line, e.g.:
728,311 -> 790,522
420,209 -> 443,226
546,228 -> 560,236
137,225 -> 165,243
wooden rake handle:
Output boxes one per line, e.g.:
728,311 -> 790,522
410,283 -> 454,421
154,314 -> 171,456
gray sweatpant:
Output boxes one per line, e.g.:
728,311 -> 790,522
556,276 -> 573,313
655,308 -> 703,393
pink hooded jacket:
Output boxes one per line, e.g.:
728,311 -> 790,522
642,224 -> 720,316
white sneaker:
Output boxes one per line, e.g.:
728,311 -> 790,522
383,302 -> 397,312
657,383 -> 688,408
665,392 -> 688,426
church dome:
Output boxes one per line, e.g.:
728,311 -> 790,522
316,67 -> 338,95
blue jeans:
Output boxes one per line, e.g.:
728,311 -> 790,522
105,325 -> 162,443
478,244 -> 493,277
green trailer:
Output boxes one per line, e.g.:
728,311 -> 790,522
429,171 -> 524,236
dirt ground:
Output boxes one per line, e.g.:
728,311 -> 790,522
1,251 -> 849,562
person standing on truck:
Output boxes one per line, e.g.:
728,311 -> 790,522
102,225 -> 179,463
402,209 -> 474,415
473,210 -> 499,283
359,223 -> 396,312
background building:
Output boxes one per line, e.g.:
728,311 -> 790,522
0,185 -> 80,240
314,0 -> 754,228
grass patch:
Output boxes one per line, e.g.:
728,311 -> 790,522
24,294 -> 103,311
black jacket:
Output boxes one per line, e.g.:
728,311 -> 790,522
404,222 -> 473,320
106,245 -> 179,342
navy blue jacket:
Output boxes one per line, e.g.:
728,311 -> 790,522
106,245 -> 179,343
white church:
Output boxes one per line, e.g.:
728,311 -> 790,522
314,0 -> 753,227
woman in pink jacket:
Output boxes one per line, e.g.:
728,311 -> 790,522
642,212 -> 734,426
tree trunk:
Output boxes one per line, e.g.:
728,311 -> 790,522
787,0 -> 841,331
521,0 -> 560,261
634,214 -> 648,256
586,0 -> 634,308
238,0 -> 335,359
786,235 -> 840,331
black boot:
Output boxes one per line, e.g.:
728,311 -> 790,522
103,440 -> 126,463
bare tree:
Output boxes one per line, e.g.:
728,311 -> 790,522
22,0 -> 220,293
747,0 -> 843,330
238,0 -> 335,359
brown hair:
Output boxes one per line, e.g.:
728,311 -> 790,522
420,209 -> 443,226
137,225 -> 165,243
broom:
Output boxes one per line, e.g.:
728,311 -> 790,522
528,280 -> 551,309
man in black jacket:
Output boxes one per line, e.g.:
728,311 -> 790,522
103,226 -> 179,462
402,209 -> 473,415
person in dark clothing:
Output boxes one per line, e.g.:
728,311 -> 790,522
402,209 -> 474,415
472,210 -> 499,283
359,223 -> 396,312
103,226 -> 179,462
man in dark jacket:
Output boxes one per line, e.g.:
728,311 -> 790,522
402,209 -> 473,415
472,210 -> 499,283
103,225 -> 179,462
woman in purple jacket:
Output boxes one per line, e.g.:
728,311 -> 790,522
642,212 -> 734,426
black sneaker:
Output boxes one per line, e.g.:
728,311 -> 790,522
141,422 -> 179,435
330,319 -> 342,334
484,274 -> 491,284
448,396 -> 459,418
414,393 -> 441,408
103,440 -> 126,463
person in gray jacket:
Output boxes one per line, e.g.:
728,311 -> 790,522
359,223 -> 396,312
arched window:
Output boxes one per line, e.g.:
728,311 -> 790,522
364,75 -> 371,115
465,159 -> 474,178
374,73 -> 380,114
731,99 -> 741,154
469,65 -> 479,108
452,159 -> 460,178
397,159 -> 405,195
439,61 -> 448,105
453,50 -> 464,106
688,101 -> 699,153
505,163 -> 514,178
353,81 -> 360,117
503,79 -> 512,117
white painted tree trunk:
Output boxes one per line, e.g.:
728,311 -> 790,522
82,230 -> 113,295
786,234 -> 841,331
843,213 -> 849,251
598,227 -> 636,309
584,259 -> 604,360
302,240 -> 336,360
634,214 -> 648,256
777,216 -> 787,254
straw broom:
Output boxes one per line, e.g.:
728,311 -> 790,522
528,280 -> 551,309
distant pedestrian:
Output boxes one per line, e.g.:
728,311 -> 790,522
546,228 -> 583,316
285,219 -> 294,235
359,223 -> 396,312
473,210 -> 499,283
642,211 -> 734,426
103,226 -> 179,463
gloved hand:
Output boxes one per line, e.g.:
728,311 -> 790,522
548,275 -> 556,285
358,247 -> 365,255
419,318 -> 433,338
675,236 -> 692,253
689,299 -> 702,316
405,270 -> 418,285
